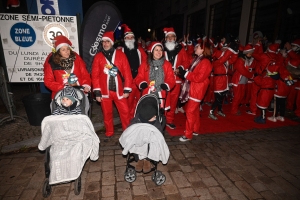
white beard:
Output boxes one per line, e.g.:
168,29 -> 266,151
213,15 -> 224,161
125,39 -> 135,50
165,41 -> 176,51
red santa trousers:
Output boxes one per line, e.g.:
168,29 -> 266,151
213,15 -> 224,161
231,84 -> 246,114
256,89 -> 275,109
249,83 -> 260,114
127,83 -> 140,119
295,89 -> 300,117
286,85 -> 296,110
242,82 -> 253,104
166,83 -> 181,124
101,91 -> 130,137
184,99 -> 201,139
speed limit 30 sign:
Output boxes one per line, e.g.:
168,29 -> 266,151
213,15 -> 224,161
43,23 -> 69,48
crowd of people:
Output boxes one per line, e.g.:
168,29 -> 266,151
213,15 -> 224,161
43,25 -> 300,142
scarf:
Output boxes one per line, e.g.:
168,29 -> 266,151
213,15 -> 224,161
149,57 -> 165,93
59,54 -> 76,70
179,55 -> 204,103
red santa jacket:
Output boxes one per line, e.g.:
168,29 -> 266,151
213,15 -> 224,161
91,49 -> 133,99
212,49 -> 237,92
43,52 -> 91,99
135,59 -> 176,109
231,57 -> 255,86
164,46 -> 189,84
185,57 -> 212,102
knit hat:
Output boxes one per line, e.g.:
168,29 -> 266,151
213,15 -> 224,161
6,0 -> 19,9
61,95 -> 76,104
102,31 -> 114,45
163,27 -> 176,37
243,44 -> 254,54
53,35 -> 72,52
118,24 -> 134,38
139,104 -> 157,122
148,41 -> 163,53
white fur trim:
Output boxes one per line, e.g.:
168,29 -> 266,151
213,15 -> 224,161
102,36 -> 114,45
165,32 -> 176,37
56,43 -> 70,51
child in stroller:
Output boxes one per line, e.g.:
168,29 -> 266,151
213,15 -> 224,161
38,86 -> 100,197
119,94 -> 170,185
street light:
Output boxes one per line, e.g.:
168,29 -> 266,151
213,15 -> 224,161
148,28 -> 151,32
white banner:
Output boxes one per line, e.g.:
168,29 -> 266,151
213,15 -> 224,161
0,13 -> 78,82
37,0 -> 60,15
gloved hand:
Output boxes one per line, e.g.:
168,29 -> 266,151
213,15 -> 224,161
285,79 -> 294,86
160,83 -> 168,90
178,67 -> 187,79
140,82 -> 148,89
94,90 -> 102,97
159,108 -> 165,115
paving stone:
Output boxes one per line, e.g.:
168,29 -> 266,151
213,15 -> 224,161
195,168 -> 212,178
147,187 -> 165,199
85,181 -> 100,193
116,181 -> 131,192
52,186 -> 69,196
271,176 -> 300,196
208,186 -> 230,200
194,187 -> 213,199
162,184 -> 178,195
5,185 -> 24,196
131,175 -> 145,186
185,172 -> 200,183
207,166 -> 228,182
250,182 -> 269,192
102,161 -> 115,171
117,191 -> 133,200
170,171 -> 191,188
235,180 -> 262,199
171,149 -> 185,160
102,171 -> 116,185
88,160 -> 102,172
101,185 -> 114,198
201,176 -> 218,187
179,164 -> 194,173
219,180 -> 243,196
165,193 -> 181,200
132,185 -> 147,196
258,167 -> 278,177
220,167 -> 243,181
178,187 -> 196,198
257,175 -> 285,194
133,195 -> 150,200
260,190 -> 279,200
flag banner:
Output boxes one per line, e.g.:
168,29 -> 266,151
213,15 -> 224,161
80,1 -> 122,72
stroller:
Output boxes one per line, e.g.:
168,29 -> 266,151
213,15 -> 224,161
119,94 -> 170,186
39,87 -> 100,198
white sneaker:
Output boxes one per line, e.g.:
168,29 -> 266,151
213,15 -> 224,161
177,107 -> 185,113
179,136 -> 191,142
193,133 -> 199,136
276,116 -> 285,122
267,116 -> 277,122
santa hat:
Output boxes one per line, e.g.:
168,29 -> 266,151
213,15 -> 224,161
291,39 -> 300,47
118,24 -> 134,38
102,31 -> 114,45
148,41 -> 163,53
267,43 -> 280,53
6,0 -> 20,9
163,27 -> 176,37
53,35 -> 72,52
243,44 -> 254,54
288,59 -> 300,68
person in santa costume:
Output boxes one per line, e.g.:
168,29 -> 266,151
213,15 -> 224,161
135,42 -> 175,115
43,35 -> 91,113
177,42 -> 212,142
230,44 -> 256,115
208,35 -> 239,120
162,27 -> 189,130
91,31 -> 133,137
117,24 -> 147,119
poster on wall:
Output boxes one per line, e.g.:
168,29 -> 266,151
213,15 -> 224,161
0,13 -> 78,82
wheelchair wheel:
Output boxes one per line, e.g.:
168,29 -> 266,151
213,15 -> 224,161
152,171 -> 166,186
74,176 -> 81,195
42,178 -> 52,198
124,168 -> 136,183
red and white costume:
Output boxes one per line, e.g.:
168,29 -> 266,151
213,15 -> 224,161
183,57 -> 212,139
91,49 -> 133,136
135,60 -> 176,110
44,52 -> 91,99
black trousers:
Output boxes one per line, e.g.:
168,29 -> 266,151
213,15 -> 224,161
211,90 -> 228,112
275,97 -> 286,116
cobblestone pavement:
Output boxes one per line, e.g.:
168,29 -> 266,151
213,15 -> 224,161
0,125 -> 300,199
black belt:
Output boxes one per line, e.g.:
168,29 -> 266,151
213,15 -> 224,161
213,74 -> 227,76
261,88 -> 274,90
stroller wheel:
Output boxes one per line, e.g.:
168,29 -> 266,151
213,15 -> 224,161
74,176 -> 81,195
152,171 -> 166,186
124,168 -> 136,183
42,178 -> 52,198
